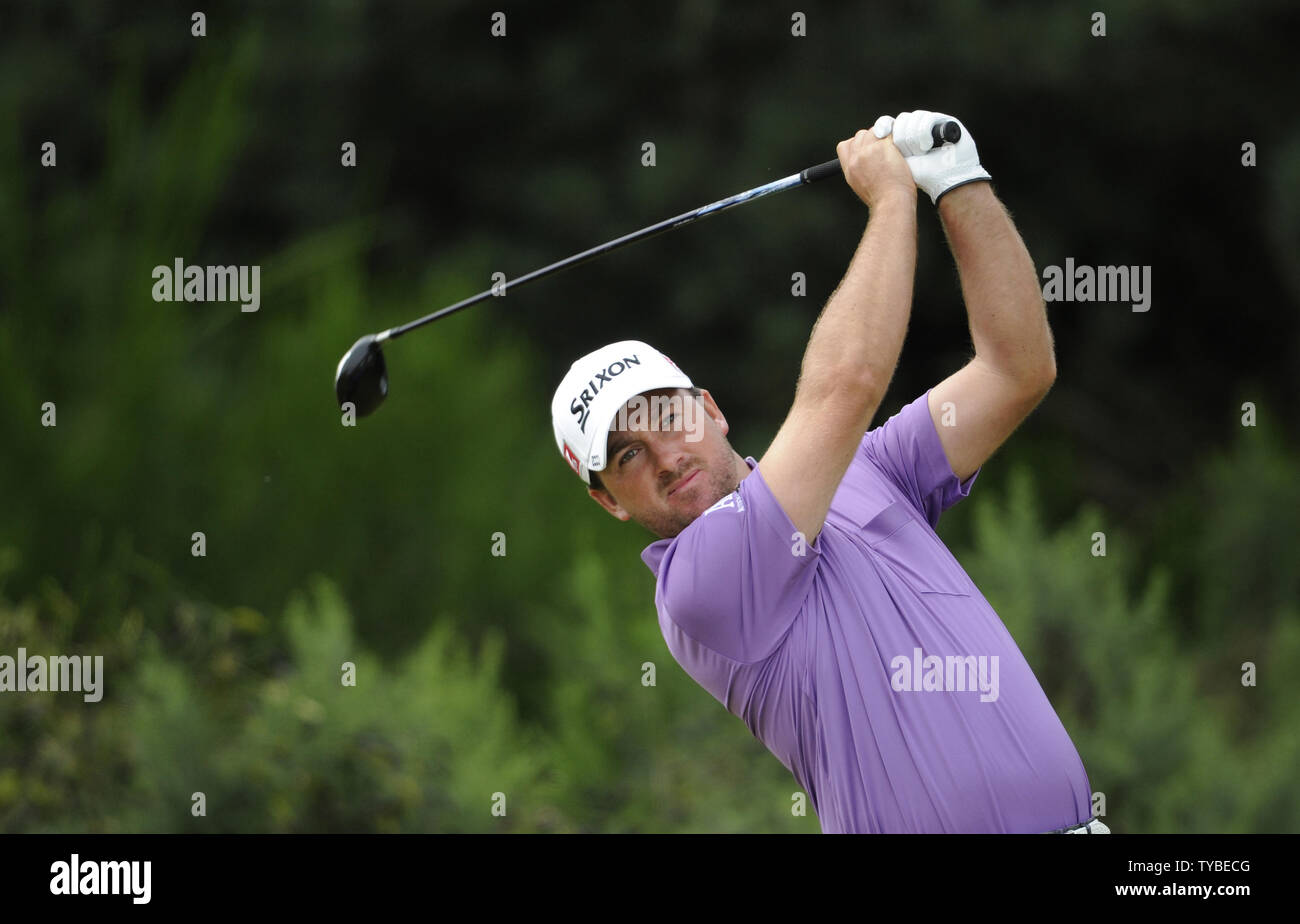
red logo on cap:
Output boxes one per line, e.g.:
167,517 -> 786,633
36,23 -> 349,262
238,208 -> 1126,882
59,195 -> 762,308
562,442 -> 582,474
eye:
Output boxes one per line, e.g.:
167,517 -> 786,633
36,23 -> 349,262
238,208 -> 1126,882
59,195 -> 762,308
619,447 -> 639,466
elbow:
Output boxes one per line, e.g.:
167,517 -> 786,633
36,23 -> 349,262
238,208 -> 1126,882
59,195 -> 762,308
985,353 -> 1055,396
1037,316 -> 1059,389
1009,335 -> 1058,394
1024,359 -> 1056,397
1035,352 -> 1058,390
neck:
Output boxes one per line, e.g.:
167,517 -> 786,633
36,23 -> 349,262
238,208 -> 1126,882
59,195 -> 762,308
734,452 -> 753,490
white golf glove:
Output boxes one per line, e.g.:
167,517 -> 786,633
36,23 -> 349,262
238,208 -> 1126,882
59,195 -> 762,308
873,110 -> 992,205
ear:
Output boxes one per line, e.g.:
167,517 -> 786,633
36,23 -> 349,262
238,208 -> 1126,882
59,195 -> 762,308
696,388 -> 728,436
588,485 -> 631,521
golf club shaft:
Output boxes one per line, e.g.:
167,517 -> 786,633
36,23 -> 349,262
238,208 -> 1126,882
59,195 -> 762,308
381,168 -> 824,341
382,121 -> 958,342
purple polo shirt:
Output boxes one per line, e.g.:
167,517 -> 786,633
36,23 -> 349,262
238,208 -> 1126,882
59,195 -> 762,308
641,387 -> 1093,833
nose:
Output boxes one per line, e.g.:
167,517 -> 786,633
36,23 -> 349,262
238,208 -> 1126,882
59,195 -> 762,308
652,440 -> 691,488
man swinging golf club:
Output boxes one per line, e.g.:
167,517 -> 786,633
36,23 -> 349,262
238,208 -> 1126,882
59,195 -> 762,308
550,110 -> 1109,834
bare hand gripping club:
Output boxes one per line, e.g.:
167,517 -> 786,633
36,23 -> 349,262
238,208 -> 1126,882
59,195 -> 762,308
334,120 -> 962,417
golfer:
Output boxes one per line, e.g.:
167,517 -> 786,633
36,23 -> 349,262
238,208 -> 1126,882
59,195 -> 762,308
550,111 -> 1107,834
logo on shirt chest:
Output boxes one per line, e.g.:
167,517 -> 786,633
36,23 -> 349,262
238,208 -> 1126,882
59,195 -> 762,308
702,492 -> 744,517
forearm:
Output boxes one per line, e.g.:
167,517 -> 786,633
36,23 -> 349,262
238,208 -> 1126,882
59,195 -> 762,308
799,192 -> 918,402
938,183 -> 1056,383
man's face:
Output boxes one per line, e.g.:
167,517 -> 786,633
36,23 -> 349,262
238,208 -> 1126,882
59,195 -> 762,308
587,387 -> 743,539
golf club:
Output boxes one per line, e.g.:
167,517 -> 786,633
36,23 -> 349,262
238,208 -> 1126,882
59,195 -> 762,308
334,120 -> 962,417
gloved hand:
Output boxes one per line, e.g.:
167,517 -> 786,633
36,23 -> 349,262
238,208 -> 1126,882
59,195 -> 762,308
872,110 -> 992,205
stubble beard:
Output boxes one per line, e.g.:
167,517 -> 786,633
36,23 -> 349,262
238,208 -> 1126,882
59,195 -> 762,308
637,451 -> 741,540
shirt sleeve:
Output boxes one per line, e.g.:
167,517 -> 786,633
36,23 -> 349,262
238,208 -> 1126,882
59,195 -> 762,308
858,387 -> 980,529
654,465 -> 820,664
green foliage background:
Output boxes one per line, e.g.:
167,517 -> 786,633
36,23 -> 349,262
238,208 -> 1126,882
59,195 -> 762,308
1,1 -> 1296,832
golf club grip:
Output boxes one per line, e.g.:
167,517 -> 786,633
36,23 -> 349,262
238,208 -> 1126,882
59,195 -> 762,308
800,120 -> 961,184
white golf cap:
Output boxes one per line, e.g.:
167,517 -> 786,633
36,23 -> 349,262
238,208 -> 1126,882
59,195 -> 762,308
551,340 -> 693,484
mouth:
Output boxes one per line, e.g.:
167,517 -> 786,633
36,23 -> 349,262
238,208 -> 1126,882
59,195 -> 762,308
667,469 -> 700,497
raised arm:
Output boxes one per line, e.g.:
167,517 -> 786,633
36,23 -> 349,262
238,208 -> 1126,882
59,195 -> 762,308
926,182 -> 1057,483
759,126 -> 918,543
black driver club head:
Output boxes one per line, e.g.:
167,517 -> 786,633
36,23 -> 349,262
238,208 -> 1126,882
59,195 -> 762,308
334,334 -> 388,417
